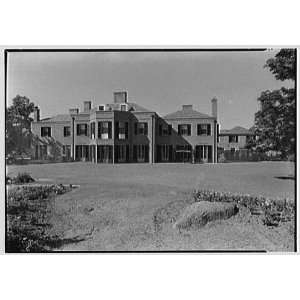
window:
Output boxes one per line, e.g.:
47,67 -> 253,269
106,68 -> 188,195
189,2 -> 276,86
178,124 -> 191,136
98,121 -> 112,139
63,126 -> 71,137
195,145 -> 213,163
134,122 -> 148,135
161,145 -> 172,161
115,121 -> 128,140
159,124 -> 172,136
99,105 -> 105,111
41,127 -> 51,137
77,124 -> 88,136
197,124 -> 211,136
115,145 -> 129,163
120,104 -> 127,111
90,122 -> 95,139
133,145 -> 149,162
229,135 -> 238,143
175,145 -> 192,162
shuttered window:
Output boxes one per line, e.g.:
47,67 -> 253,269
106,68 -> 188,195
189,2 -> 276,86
77,124 -> 88,136
178,124 -> 191,136
159,124 -> 172,136
229,135 -> 239,143
197,124 -> 211,136
63,126 -> 71,137
90,122 -> 95,139
116,121 -> 128,140
98,121 -> 112,139
41,127 -> 51,137
135,122 -> 148,135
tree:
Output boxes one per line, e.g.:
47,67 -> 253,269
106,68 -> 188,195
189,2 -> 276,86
250,49 -> 296,159
6,95 -> 35,155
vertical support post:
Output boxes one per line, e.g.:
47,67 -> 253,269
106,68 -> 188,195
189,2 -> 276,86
192,146 -> 195,164
150,114 -> 156,164
213,120 -> 217,163
71,117 -> 75,160
95,144 -> 98,163
112,117 -> 115,164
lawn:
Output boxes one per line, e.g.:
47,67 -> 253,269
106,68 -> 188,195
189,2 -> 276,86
6,161 -> 295,251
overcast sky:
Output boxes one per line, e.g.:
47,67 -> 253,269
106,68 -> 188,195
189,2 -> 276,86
6,49 -> 290,129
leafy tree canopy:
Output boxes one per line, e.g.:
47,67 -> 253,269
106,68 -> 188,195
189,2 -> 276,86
265,49 -> 296,81
6,95 -> 35,155
250,49 -> 296,159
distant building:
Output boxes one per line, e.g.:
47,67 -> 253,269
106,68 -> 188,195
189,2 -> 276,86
31,92 -> 219,163
218,126 -> 255,152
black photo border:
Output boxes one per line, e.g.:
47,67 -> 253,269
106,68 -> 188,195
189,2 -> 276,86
4,47 -> 297,253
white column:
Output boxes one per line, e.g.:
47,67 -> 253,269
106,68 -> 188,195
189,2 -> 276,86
95,144 -> 98,163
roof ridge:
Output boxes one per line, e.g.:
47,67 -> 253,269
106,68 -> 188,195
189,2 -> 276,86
163,107 -> 213,119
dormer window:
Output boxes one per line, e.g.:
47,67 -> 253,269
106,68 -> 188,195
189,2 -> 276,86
121,104 -> 127,111
99,105 -> 105,111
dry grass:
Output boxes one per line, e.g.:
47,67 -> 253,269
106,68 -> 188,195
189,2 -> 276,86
6,161 -> 295,251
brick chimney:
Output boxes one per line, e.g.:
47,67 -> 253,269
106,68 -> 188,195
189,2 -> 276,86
33,106 -> 40,122
114,91 -> 127,103
211,97 -> 217,119
83,101 -> 92,112
182,104 -> 193,111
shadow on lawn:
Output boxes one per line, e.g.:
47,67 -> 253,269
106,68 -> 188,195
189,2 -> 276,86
6,183 -> 86,253
274,176 -> 295,180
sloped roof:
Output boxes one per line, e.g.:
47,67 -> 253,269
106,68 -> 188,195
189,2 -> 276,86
127,102 -> 152,112
220,126 -> 254,135
105,102 -> 151,112
40,114 -> 71,122
163,108 -> 213,119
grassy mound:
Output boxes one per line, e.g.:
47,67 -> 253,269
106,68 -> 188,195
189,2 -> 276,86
174,201 -> 238,230
193,190 -> 294,227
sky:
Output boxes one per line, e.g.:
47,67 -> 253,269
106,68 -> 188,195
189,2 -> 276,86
6,49 -> 291,129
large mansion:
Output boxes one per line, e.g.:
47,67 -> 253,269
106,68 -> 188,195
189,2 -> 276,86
31,91 -> 220,163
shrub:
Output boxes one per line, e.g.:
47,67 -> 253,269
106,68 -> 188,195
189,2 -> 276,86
192,190 -> 294,227
6,176 -> 12,184
13,172 -> 35,184
6,184 -> 74,252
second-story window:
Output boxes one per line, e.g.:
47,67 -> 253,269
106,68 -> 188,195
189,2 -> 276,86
134,122 -> 148,135
229,135 -> 239,143
115,121 -> 128,140
77,124 -> 88,136
63,126 -> 71,137
41,127 -> 51,137
90,122 -> 95,139
197,124 -> 211,136
98,121 -> 112,139
178,124 -> 191,136
159,124 -> 172,136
